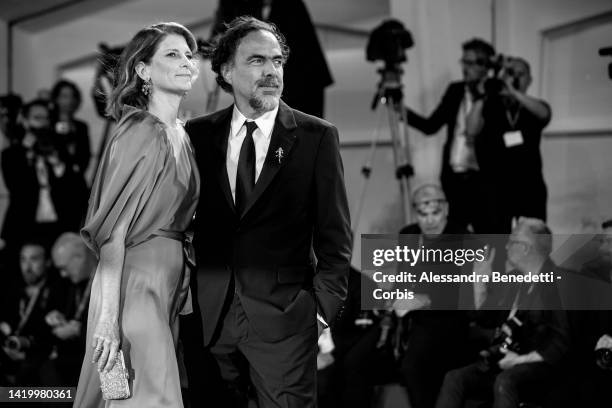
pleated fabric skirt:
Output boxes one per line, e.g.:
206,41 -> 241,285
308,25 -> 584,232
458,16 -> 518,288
74,237 -> 187,408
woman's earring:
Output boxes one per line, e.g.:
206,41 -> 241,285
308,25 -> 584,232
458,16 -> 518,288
141,78 -> 152,96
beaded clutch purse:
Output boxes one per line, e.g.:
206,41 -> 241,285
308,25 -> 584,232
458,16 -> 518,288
99,350 -> 130,400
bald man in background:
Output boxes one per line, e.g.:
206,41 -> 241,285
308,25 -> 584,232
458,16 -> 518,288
42,233 -> 95,385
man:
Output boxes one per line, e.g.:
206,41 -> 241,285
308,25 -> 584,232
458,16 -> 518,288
467,57 -> 551,233
394,184 -> 472,408
566,219 -> 612,406
435,218 -> 570,408
184,16 -> 352,407
41,232 -> 95,385
405,39 -> 495,233
0,241 -> 64,385
1,99 -> 84,257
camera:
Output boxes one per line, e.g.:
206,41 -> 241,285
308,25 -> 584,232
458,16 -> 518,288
4,335 -> 31,352
480,315 -> 524,370
366,19 -> 414,67
595,347 -> 612,370
484,54 -> 521,95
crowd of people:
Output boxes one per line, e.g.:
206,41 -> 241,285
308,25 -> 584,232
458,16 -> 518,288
315,37 -> 612,408
0,19 -> 610,408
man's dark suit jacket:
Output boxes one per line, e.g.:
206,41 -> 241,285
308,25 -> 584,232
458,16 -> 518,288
405,81 -> 468,184
185,101 -> 352,345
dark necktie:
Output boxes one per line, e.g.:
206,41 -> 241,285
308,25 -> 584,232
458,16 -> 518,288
235,121 -> 257,214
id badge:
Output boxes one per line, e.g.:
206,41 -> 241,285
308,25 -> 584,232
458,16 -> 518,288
503,130 -> 524,147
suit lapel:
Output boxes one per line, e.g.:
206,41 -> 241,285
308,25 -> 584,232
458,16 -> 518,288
240,101 -> 297,219
211,106 -> 236,214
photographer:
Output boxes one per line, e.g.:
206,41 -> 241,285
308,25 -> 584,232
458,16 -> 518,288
37,233 -> 95,386
404,38 -> 496,233
566,219 -> 612,406
0,241 -> 65,385
467,57 -> 551,233
1,99 -> 85,254
435,218 -> 569,408
394,184 -> 472,408
50,79 -> 91,176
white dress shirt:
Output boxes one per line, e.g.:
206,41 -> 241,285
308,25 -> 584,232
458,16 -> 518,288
449,88 -> 479,172
227,105 -> 277,202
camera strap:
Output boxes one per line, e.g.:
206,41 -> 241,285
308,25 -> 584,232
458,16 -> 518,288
505,107 -> 521,130
16,280 -> 46,336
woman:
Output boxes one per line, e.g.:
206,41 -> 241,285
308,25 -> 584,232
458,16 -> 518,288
50,79 -> 91,176
50,79 -> 90,230
74,22 -> 200,407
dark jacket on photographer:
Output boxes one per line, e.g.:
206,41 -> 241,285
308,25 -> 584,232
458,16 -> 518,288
405,82 -> 474,191
0,274 -> 68,384
1,141 -> 86,250
472,92 -> 551,228
478,258 -> 570,366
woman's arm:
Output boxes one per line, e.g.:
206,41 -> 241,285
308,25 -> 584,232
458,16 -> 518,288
91,219 -> 127,373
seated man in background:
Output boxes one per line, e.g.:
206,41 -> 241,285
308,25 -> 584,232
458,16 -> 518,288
317,267 -> 396,408
0,241 -> 65,385
40,232 -> 95,386
435,218 -> 569,408
394,184 -> 472,408
567,219 -> 612,407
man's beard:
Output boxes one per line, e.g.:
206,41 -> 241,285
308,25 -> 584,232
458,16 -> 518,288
249,93 -> 280,113
248,77 -> 282,113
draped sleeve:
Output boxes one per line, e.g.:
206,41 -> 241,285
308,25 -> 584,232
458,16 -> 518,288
81,107 -> 171,256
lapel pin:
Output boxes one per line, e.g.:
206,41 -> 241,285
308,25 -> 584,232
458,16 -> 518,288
275,147 -> 284,164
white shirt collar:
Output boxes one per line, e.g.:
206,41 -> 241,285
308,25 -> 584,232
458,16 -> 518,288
230,104 -> 279,140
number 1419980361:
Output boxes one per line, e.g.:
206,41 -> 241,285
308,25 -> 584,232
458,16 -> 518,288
1,387 -> 75,401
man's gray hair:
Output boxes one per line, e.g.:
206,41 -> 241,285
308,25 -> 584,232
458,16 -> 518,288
517,217 -> 552,256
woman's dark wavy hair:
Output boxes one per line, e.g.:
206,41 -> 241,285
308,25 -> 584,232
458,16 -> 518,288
107,22 -> 197,121
209,16 -> 290,94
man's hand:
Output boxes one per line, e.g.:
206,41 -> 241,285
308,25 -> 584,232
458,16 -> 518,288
317,351 -> 335,370
22,133 -> 36,149
45,310 -> 67,327
595,334 -> 612,350
474,246 -> 496,277
498,348 -> 523,370
392,294 -> 431,318
2,346 -> 26,362
498,348 -> 543,370
52,320 -> 82,340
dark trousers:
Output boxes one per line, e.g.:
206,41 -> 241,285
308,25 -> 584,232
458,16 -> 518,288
399,321 -> 468,408
442,170 -> 493,233
318,326 -> 397,408
210,294 -> 318,408
435,361 -> 556,408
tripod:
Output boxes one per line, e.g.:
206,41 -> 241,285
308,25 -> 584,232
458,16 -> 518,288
352,63 -> 414,232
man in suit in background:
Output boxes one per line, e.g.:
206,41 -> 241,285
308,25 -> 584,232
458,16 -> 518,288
404,38 -> 495,233
184,16 -> 352,407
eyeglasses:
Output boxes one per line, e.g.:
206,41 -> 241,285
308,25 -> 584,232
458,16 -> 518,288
505,239 -> 530,252
459,58 -> 487,67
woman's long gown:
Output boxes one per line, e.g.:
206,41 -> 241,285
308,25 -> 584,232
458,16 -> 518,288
73,106 -> 200,407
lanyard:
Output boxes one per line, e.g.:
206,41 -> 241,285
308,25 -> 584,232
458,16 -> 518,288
16,281 -> 45,335
505,107 -> 521,130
